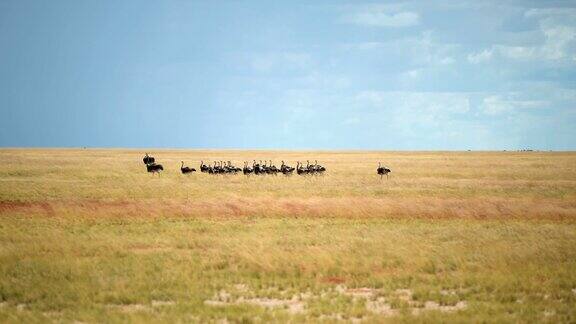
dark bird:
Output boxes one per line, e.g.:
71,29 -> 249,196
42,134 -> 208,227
377,162 -> 391,179
243,161 -> 253,175
200,161 -> 210,173
228,161 -> 242,173
181,161 -> 196,174
314,160 -> 326,173
280,160 -> 294,174
213,161 -> 222,174
260,160 -> 270,174
296,161 -> 308,175
143,153 -> 155,165
146,163 -> 164,174
253,160 -> 261,175
268,160 -> 278,174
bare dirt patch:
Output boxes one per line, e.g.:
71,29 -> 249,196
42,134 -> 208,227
151,300 -> 176,307
106,304 -> 151,313
204,285 -> 468,317
424,301 -> 467,312
367,298 -> 398,316
336,287 -> 468,317
204,288 -> 307,314
339,286 -> 378,299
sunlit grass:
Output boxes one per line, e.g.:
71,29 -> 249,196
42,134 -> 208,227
0,149 -> 575,322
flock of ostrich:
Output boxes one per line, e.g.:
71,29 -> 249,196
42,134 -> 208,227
142,153 -> 392,179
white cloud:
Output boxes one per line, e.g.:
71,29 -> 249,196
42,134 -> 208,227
540,22 -> 576,60
496,24 -> 575,61
343,5 -> 419,28
349,11 -> 419,27
341,42 -> 384,51
466,7 -> 576,64
524,8 -> 576,18
439,57 -> 455,65
496,45 -> 539,60
480,95 -> 547,115
471,22 -> 575,62
343,31 -> 459,68
498,22 -> 575,61
467,49 -> 493,64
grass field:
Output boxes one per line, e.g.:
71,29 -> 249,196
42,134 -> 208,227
1,149 -> 576,323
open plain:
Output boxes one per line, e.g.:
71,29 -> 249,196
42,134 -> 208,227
1,149 -> 575,323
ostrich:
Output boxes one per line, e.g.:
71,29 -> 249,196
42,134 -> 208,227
296,161 -> 308,175
261,160 -> 270,174
146,163 -> 163,174
280,160 -> 294,174
306,160 -> 311,172
143,153 -> 155,165
213,161 -> 221,174
377,162 -> 391,179
221,161 -> 230,173
229,161 -> 241,173
243,161 -> 253,175
181,161 -> 196,174
253,160 -> 261,175
315,160 -> 326,172
200,161 -> 210,173
260,160 -> 270,174
268,160 -> 278,174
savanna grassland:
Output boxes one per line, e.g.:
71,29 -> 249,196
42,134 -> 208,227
1,149 -> 575,323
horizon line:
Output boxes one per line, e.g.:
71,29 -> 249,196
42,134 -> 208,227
0,147 -> 571,152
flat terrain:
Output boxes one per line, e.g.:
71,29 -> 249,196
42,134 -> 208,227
1,149 -> 575,323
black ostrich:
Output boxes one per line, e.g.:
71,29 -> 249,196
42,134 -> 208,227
296,161 -> 308,175
143,153 -> 155,165
213,161 -> 221,174
268,160 -> 278,174
146,163 -> 164,174
200,161 -> 210,173
280,160 -> 294,174
228,161 -> 241,173
377,162 -> 391,179
181,161 -> 196,174
314,160 -> 326,173
253,160 -> 261,175
260,160 -> 270,174
243,161 -> 253,175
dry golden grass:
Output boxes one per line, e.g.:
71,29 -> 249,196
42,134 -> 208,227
1,149 -> 576,322
1,148 -> 575,219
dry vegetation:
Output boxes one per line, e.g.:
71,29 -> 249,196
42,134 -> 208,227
1,149 -> 575,322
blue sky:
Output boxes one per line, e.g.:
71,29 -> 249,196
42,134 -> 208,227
1,0 -> 575,150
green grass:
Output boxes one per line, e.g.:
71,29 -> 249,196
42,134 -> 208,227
1,149 -> 576,322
